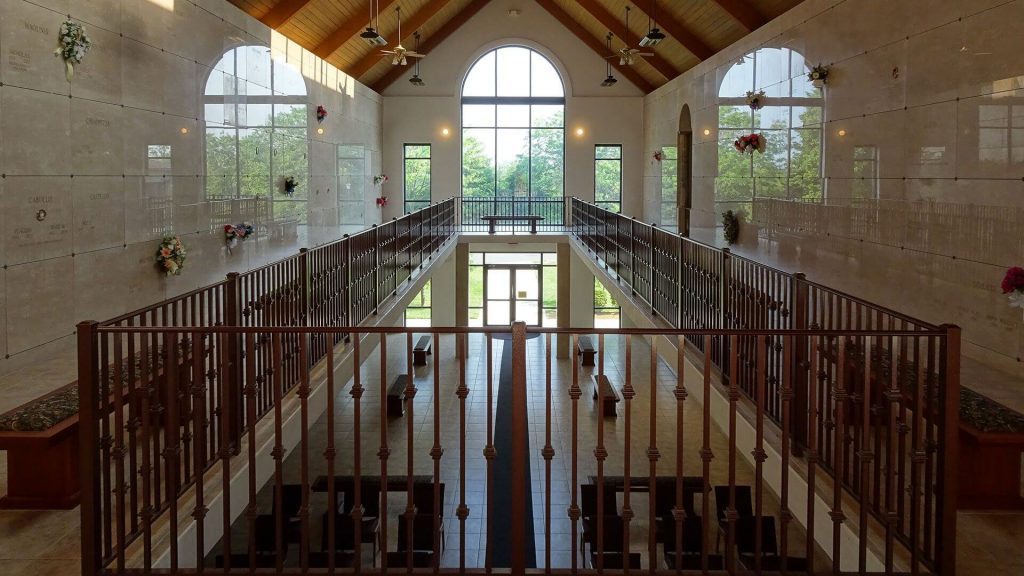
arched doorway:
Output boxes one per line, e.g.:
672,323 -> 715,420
678,104 -> 693,236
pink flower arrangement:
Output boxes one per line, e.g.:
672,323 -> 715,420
155,236 -> 186,276
1002,267 -> 1024,309
373,174 -> 389,186
734,133 -> 766,154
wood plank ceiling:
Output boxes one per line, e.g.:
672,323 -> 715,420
227,0 -> 804,93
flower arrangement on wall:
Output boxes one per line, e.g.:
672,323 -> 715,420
722,210 -> 743,245
224,223 -> 253,253
745,90 -> 766,110
373,174 -> 389,186
734,133 -> 766,154
808,64 -> 830,88
283,176 -> 297,196
55,19 -> 91,81
375,194 -> 389,208
156,236 -> 186,276
316,105 -> 328,123
1001,267 -> 1024,312
653,150 -> 664,162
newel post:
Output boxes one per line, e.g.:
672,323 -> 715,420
790,272 -> 810,456
77,320 -> 101,576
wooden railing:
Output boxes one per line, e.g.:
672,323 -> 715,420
569,198 -> 957,574
458,196 -> 568,232
77,197 -> 959,575
78,323 -> 958,575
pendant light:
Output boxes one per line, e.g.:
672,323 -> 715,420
360,0 -> 387,46
640,0 -> 666,47
409,31 -> 425,86
601,32 -> 618,87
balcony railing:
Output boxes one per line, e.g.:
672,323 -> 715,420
458,196 -> 567,232
74,196 -> 959,575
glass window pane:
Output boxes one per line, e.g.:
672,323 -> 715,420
486,253 -> 541,265
531,129 -> 563,198
496,128 -> 529,196
487,301 -> 511,325
405,158 -> 430,202
595,145 -> 621,159
273,128 -> 308,199
531,105 -> 563,128
246,103 -> 273,126
487,269 -> 511,298
470,252 -> 484,265
497,105 -> 530,128
273,103 -> 306,126
464,51 -> 496,96
531,51 -> 564,97
542,252 -> 557,265
595,159 -> 621,203
718,55 -> 753,97
758,106 -> 790,130
542,267 -> 557,307
405,144 -> 430,158
719,106 -> 752,129
470,265 -> 483,306
514,301 -> 539,325
463,104 -> 495,128
514,269 -> 539,300
496,47 -> 530,97
463,128 -> 495,197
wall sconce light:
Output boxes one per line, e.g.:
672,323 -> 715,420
317,127 -> 325,135
441,127 -> 450,137
180,127 -> 189,134
838,129 -> 847,137
703,129 -> 711,136
575,127 -> 585,137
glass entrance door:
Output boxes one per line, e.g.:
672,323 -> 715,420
484,264 -> 542,326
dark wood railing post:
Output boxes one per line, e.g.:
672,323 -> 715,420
224,272 -> 243,450
791,272 -> 809,456
719,247 -> 731,329
510,321 -> 528,576
371,224 -> 380,314
938,325 -> 961,575
78,320 -> 101,576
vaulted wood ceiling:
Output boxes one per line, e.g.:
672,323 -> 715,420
228,0 -> 804,93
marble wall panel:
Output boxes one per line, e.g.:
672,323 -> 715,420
5,256 -> 75,355
73,176 -> 126,254
73,247 -> 128,324
69,20 -> 123,106
1,86 -> 71,175
958,1 -> 1024,100
0,1 -> 69,95
71,98 -> 124,176
2,176 -> 72,265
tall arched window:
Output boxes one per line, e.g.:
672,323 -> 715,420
461,46 -> 565,222
204,46 -> 309,224
716,47 -> 823,213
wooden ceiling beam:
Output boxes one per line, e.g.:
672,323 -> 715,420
711,0 -> 768,32
313,0 -> 400,59
573,0 -> 681,81
534,0 -> 654,94
631,0 -> 715,61
349,0 -> 453,81
259,0 -> 313,28
371,0 -> 491,93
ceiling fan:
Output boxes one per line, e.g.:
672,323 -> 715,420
359,0 -> 387,46
381,6 -> 425,66
606,7 -> 652,66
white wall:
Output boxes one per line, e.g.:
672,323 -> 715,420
0,0 -> 384,395
643,0 -> 1024,377
380,0 -> 644,218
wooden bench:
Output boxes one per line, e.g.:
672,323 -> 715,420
480,215 -> 544,234
0,383 -> 81,509
413,335 -> 432,367
577,336 -> 596,367
592,374 -> 620,418
387,375 -> 408,417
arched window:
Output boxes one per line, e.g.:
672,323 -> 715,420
461,46 -> 565,222
716,47 -> 823,213
204,46 -> 309,224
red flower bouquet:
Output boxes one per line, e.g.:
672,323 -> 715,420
734,133 -> 766,154
375,196 -> 388,207
1002,267 -> 1024,309
316,105 -> 327,123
